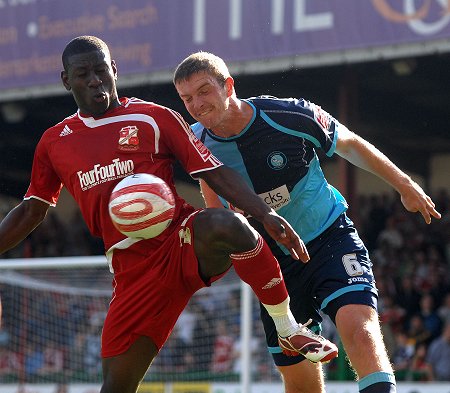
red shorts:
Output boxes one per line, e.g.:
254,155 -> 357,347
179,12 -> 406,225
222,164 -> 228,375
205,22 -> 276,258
101,209 -> 226,358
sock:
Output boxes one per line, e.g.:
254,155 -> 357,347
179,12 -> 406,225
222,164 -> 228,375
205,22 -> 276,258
263,297 -> 299,337
359,371 -> 396,393
230,235 -> 297,336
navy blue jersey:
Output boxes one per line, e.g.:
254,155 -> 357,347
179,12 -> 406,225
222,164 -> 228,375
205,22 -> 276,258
192,96 -> 348,247
192,96 -> 378,367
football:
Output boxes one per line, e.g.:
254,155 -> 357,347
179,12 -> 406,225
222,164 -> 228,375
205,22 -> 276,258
108,173 -> 176,239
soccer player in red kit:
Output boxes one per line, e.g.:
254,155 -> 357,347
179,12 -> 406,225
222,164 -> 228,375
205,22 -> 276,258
0,36 -> 337,393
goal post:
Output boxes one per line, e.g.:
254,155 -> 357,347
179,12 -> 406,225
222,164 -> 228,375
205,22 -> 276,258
0,256 -> 277,387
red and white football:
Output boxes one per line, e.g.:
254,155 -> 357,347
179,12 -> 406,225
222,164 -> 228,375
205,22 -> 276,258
108,173 -> 175,239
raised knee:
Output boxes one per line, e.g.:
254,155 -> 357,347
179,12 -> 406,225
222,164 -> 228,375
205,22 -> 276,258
197,209 -> 258,250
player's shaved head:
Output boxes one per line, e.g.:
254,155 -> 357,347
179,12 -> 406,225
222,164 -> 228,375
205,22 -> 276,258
173,51 -> 230,87
62,35 -> 111,71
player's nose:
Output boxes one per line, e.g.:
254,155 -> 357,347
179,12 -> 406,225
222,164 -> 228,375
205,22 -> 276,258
88,72 -> 103,87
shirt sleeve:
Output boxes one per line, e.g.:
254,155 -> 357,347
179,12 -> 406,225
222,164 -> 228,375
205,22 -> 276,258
24,134 -> 63,206
300,99 -> 339,157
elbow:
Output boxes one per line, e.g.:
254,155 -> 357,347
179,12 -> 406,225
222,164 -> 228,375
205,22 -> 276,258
22,199 -> 49,225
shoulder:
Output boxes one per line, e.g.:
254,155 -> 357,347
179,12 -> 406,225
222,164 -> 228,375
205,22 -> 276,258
126,97 -> 185,122
40,112 -> 78,142
247,95 -> 313,115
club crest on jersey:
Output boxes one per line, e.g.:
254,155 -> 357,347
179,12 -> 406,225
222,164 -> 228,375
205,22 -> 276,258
118,126 -> 139,151
267,151 -> 287,170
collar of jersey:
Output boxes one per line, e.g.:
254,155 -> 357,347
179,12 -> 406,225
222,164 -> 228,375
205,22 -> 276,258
205,99 -> 257,142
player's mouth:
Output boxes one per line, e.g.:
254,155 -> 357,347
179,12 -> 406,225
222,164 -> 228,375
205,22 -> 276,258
197,108 -> 212,118
93,92 -> 107,103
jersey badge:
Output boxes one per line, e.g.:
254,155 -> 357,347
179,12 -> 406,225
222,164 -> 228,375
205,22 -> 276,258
267,151 -> 287,170
118,126 -> 140,151
179,227 -> 192,246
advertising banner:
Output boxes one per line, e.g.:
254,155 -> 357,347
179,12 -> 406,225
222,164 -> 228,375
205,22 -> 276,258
0,0 -> 450,92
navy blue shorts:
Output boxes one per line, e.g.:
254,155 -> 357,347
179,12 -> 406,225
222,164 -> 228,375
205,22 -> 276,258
260,213 -> 378,366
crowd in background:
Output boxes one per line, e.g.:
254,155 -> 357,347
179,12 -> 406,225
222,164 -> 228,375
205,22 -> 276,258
0,188 -> 449,383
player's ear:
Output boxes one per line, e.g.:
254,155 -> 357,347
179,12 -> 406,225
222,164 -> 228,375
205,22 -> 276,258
225,77 -> 235,97
61,70 -> 71,91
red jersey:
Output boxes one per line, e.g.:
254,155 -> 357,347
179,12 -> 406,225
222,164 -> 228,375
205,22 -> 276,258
25,97 -> 222,251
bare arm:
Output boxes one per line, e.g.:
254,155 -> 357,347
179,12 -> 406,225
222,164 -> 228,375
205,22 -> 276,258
335,125 -> 441,224
0,198 -> 49,254
200,179 -> 225,208
198,166 -> 309,262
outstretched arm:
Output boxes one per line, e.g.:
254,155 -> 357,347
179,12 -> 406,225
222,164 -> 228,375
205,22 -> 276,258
198,166 -> 309,262
335,126 -> 441,224
0,198 -> 49,254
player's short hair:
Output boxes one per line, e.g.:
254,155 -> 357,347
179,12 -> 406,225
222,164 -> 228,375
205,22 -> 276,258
173,52 -> 230,86
62,36 -> 111,71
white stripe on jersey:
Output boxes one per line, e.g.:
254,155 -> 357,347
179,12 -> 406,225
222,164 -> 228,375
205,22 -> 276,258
78,113 -> 161,154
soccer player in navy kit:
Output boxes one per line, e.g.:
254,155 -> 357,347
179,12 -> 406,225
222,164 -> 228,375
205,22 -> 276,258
173,52 -> 441,393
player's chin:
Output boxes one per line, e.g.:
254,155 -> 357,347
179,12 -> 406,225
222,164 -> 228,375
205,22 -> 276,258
88,99 -> 111,116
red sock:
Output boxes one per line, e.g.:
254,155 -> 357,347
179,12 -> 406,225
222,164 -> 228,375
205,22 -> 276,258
230,235 -> 288,305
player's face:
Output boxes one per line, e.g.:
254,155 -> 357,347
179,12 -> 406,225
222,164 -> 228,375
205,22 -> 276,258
175,71 -> 231,130
61,50 -> 120,116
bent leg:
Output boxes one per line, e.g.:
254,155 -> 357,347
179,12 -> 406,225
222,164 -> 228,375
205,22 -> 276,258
336,304 -> 395,392
101,335 -> 158,393
193,208 -> 259,279
193,208 -> 289,307
278,361 -> 325,393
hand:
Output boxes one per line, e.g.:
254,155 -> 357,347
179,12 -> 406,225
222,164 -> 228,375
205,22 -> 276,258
262,211 -> 310,262
400,181 -> 441,224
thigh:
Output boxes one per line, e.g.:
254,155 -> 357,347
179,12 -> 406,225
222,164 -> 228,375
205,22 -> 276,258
278,361 -> 325,393
101,336 -> 158,393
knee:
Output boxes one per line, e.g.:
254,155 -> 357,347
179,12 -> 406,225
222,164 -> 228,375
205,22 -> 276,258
196,209 -> 258,251
337,305 -> 384,349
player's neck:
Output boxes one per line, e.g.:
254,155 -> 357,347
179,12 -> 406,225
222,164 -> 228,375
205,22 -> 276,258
210,99 -> 252,138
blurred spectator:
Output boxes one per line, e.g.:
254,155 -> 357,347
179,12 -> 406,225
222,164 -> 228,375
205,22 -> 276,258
24,343 -> 44,379
0,345 -> 21,380
377,216 -> 403,250
407,343 -> 433,381
406,314 -> 432,348
379,296 -> 406,334
190,301 -> 215,371
418,294 -> 443,343
210,319 -> 236,373
438,293 -> 450,324
39,341 -> 64,376
173,301 -> 197,346
364,194 -> 390,250
392,331 -> 414,378
426,322 -> 450,381
395,275 -> 421,317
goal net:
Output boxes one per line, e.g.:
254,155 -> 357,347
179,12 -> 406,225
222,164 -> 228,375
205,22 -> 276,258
0,256 -> 280,385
